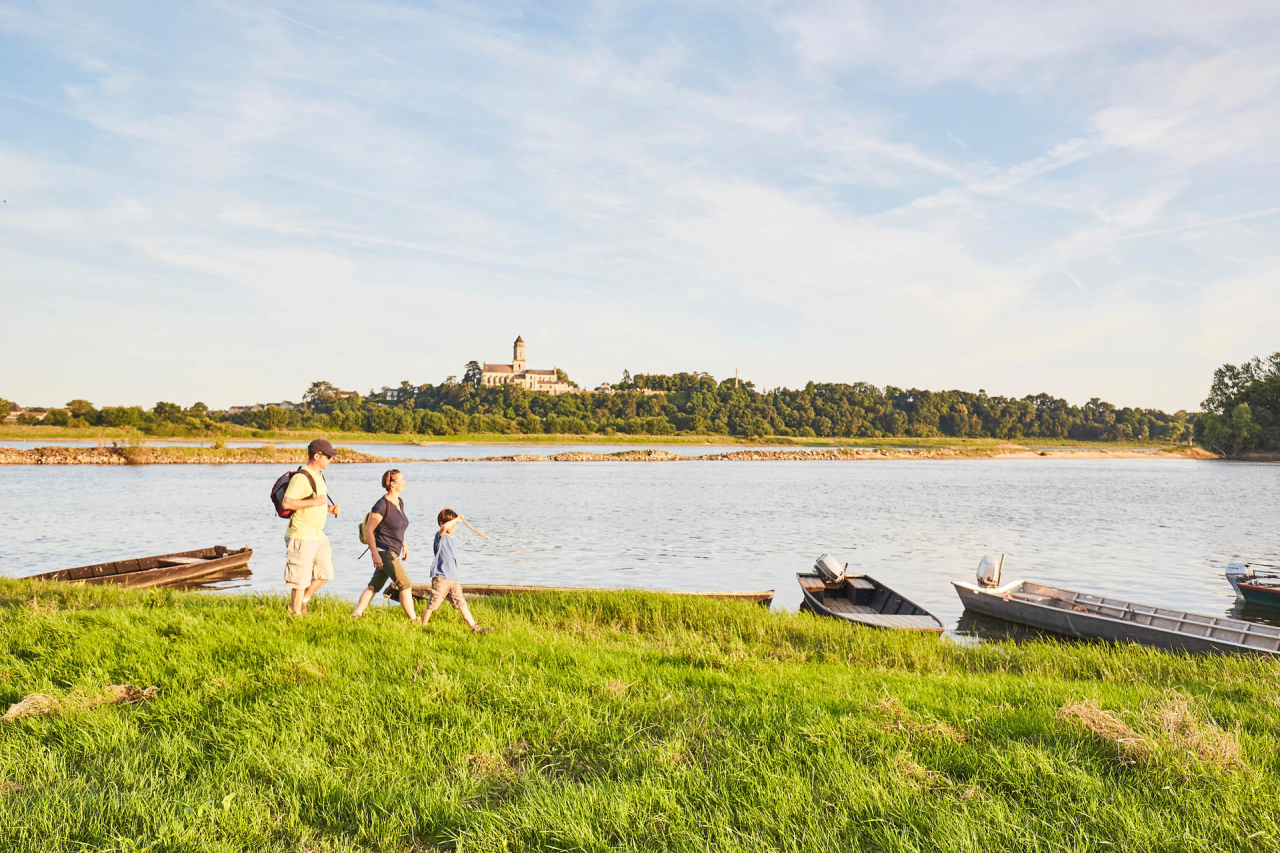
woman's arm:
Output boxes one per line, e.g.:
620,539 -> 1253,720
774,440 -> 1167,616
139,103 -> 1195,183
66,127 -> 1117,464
367,512 -> 384,567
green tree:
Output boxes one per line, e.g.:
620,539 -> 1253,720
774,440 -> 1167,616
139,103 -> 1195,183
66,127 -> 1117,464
0,397 -> 12,422
153,401 -> 183,421
99,406 -> 145,428
463,361 -> 483,388
1201,404 -> 1261,456
254,406 -> 301,431
303,381 -> 342,409
1198,352 -> 1280,453
555,368 -> 579,389
66,399 -> 97,420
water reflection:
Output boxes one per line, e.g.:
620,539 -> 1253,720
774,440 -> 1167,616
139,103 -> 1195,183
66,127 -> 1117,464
1227,601 -> 1280,628
167,565 -> 254,592
951,610 -> 1075,644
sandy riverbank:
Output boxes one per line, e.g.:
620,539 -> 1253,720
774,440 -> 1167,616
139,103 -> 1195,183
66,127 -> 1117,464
0,444 -> 1215,465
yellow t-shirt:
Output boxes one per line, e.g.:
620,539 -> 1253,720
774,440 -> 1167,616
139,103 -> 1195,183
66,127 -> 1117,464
284,468 -> 328,540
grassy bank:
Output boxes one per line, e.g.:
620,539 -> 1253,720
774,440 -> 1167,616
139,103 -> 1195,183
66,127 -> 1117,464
0,424 -> 1196,451
1,580 -> 1276,851
1,444 -> 1213,465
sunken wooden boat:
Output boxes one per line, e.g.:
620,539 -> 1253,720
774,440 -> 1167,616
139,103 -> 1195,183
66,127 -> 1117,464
27,546 -> 253,589
953,578 -> 1280,656
797,572 -> 944,632
392,582 -> 774,606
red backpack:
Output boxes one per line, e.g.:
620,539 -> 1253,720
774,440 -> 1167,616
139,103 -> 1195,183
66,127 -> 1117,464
271,467 -> 318,519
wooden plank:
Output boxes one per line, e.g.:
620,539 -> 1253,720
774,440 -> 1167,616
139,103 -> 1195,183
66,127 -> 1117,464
157,557 -> 206,566
33,548 -> 253,590
403,583 -> 775,604
104,551 -> 253,589
824,598 -> 856,615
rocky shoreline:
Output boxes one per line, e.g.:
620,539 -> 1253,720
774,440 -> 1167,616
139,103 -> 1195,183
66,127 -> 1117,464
0,444 -> 1215,465
0,446 -> 395,465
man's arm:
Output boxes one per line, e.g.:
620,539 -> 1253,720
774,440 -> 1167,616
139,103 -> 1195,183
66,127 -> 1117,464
282,494 -> 327,511
282,473 -> 327,511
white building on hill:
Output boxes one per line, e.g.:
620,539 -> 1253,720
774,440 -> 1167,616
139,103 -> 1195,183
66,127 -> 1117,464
481,336 -> 575,395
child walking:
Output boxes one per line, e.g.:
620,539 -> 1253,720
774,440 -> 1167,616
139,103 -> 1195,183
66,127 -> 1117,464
420,508 -> 493,634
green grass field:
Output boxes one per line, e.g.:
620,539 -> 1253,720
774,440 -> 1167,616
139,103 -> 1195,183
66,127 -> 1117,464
2,580 -> 1274,851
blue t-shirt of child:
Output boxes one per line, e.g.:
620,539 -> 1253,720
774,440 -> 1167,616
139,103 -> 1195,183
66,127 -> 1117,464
431,531 -> 458,580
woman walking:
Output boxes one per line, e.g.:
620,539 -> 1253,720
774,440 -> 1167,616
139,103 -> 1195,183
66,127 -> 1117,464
351,469 -> 416,620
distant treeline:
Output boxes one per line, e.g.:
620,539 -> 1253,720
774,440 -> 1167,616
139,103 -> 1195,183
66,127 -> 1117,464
3,372 -> 1196,442
1197,352 -> 1280,455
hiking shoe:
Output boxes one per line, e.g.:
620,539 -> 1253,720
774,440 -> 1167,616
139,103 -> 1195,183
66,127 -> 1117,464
472,625 -> 494,635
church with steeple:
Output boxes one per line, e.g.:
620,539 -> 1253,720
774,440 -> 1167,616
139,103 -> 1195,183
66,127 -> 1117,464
480,336 -> 575,395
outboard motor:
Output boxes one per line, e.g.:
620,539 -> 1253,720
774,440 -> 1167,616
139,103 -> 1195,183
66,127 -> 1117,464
1226,562 -> 1254,600
815,554 -> 847,583
977,555 -> 1004,589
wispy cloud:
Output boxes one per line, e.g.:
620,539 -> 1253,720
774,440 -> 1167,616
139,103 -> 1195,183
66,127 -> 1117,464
1,0 -> 1279,409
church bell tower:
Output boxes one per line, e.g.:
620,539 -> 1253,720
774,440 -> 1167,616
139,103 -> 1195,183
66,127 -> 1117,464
512,335 -> 526,372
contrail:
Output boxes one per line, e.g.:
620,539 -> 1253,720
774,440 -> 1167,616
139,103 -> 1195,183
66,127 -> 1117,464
255,5 -> 430,80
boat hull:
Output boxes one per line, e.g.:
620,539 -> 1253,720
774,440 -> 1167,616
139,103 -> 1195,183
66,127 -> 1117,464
953,581 -> 1280,656
28,546 -> 253,589
1238,582 -> 1280,609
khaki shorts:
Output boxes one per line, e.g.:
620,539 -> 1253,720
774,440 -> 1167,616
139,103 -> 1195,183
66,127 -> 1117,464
426,576 -> 466,610
284,534 -> 334,590
368,550 -> 412,595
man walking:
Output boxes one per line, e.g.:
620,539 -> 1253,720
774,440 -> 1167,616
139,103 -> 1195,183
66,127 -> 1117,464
282,438 -> 341,616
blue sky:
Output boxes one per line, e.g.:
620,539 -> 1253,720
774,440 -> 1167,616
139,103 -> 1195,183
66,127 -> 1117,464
2,0 -> 1278,411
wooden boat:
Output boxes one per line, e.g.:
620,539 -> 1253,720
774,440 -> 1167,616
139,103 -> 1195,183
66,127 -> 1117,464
27,546 -> 253,589
953,578 -> 1280,656
797,572 -> 944,632
391,582 -> 774,605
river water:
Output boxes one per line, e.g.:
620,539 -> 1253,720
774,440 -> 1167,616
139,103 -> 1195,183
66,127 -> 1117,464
1,457 -> 1277,633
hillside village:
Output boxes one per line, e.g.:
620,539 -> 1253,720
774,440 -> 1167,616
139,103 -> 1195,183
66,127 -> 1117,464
2,336 -> 638,421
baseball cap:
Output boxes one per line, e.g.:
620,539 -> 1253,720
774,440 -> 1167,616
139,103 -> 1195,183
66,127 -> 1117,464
307,438 -> 338,458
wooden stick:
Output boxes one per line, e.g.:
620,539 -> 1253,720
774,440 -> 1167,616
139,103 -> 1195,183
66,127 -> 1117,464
461,517 -> 489,540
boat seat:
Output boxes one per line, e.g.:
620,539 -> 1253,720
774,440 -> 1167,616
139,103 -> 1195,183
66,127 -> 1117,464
843,578 -> 875,590
156,557 -> 205,566
1009,593 -> 1055,605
